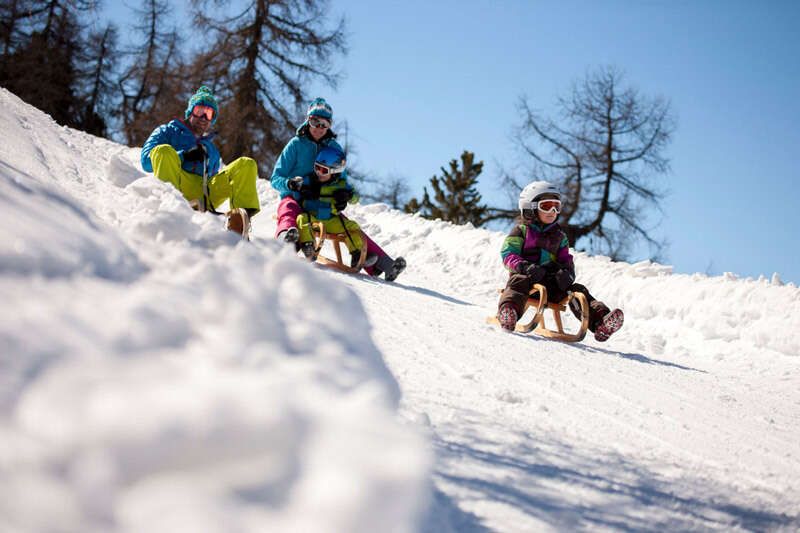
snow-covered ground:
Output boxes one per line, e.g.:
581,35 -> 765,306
1,88 -> 798,532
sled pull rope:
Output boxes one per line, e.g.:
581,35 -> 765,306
201,144 -> 222,215
338,213 -> 357,250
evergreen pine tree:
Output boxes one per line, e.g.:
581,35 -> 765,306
405,150 -> 488,227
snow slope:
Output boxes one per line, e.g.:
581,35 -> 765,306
1,87 -> 799,532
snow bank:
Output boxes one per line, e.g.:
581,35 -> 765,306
0,88 -> 430,532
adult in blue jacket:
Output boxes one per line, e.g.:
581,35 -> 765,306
140,86 -> 260,236
270,97 -> 406,281
270,98 -> 406,281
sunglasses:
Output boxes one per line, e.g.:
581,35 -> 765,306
309,118 -> 331,129
537,199 -> 562,214
191,104 -> 215,121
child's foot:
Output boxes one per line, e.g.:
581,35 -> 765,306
277,227 -> 299,244
300,242 -> 316,262
384,257 -> 406,281
594,309 -> 624,342
498,304 -> 518,331
373,256 -> 405,281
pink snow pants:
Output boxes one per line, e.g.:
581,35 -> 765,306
275,196 -> 387,274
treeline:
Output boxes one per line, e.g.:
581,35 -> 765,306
0,0 -> 345,175
1,3 -> 675,260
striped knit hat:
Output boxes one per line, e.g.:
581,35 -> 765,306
307,97 -> 333,121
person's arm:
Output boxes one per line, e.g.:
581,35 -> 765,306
140,124 -> 170,172
347,182 -> 359,204
500,225 -> 528,273
341,177 -> 359,204
270,139 -> 299,196
556,232 -> 575,275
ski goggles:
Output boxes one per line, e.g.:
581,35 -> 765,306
309,117 -> 331,129
314,162 -> 345,175
537,199 -> 562,214
191,104 -> 215,121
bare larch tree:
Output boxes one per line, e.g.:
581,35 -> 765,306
190,0 -> 346,175
118,0 -> 188,145
504,66 -> 676,261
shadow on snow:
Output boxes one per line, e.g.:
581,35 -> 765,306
431,432 -> 795,532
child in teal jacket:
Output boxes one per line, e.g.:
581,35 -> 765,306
288,146 -> 366,266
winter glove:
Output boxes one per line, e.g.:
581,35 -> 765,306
287,176 -> 304,192
333,189 -> 353,211
300,180 -> 321,199
517,262 -> 546,282
554,268 -> 575,291
182,144 -> 205,162
287,177 -> 321,199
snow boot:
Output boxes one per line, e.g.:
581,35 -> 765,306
373,255 -> 399,281
226,208 -> 250,240
498,304 -> 518,331
300,241 -> 317,262
385,256 -> 406,281
373,256 -> 407,282
278,227 -> 299,244
350,250 -> 378,269
594,309 -> 624,342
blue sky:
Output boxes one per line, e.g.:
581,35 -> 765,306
104,1 -> 800,284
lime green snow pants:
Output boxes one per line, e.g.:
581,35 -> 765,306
297,213 -> 364,252
149,144 -> 260,213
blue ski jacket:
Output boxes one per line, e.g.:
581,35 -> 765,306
271,126 -> 346,201
140,119 -> 221,177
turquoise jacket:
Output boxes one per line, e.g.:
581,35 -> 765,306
140,119 -> 221,176
270,125 -> 346,200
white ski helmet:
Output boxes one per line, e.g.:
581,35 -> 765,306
519,181 -> 561,219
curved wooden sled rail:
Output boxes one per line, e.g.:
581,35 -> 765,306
487,283 -> 590,342
311,222 -> 367,274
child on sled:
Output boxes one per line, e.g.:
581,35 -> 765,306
497,181 -> 624,342
287,146 -> 373,268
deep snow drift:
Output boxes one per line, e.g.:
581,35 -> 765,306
1,88 -> 799,532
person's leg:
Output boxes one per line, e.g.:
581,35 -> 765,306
275,197 -> 302,239
338,214 -> 387,275
342,220 -> 372,267
148,144 -> 203,202
567,283 -> 610,332
208,157 -> 260,214
497,273 -> 535,330
498,273 -> 535,316
295,213 -> 317,260
567,283 -> 623,341
296,213 -> 314,244
342,217 -> 364,254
